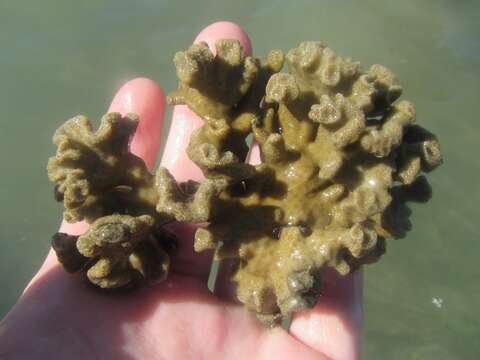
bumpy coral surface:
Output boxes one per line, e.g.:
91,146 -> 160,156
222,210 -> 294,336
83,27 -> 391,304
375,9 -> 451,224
167,40 -> 442,325
47,39 -> 442,324
53,214 -> 173,288
48,113 -> 180,288
167,39 -> 284,180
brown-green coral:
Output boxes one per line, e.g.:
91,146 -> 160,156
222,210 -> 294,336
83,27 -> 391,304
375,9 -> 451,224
47,113 -> 157,223
53,215 -> 174,288
47,113 -> 181,288
165,40 -> 442,325
47,38 -> 442,325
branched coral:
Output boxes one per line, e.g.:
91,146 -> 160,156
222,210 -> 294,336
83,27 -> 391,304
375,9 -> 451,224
47,38 -> 442,323
47,113 -> 158,223
77,215 -> 171,288
164,40 -> 443,325
155,167 -> 226,222
53,215 -> 174,288
167,39 -> 284,178
48,113 -> 182,287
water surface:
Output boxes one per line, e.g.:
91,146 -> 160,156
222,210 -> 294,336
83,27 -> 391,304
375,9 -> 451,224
0,1 -> 478,358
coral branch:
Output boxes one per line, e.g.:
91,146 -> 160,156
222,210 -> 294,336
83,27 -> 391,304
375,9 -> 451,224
52,215 -> 174,288
48,38 -> 442,323
47,113 -> 157,223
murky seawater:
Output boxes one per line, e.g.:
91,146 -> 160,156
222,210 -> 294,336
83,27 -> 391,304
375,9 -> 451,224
0,0 -> 478,358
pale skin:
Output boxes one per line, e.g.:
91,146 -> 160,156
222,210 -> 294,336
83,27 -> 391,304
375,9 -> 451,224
0,22 -> 362,360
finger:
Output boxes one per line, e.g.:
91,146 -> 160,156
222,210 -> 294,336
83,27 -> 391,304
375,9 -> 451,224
159,105 -> 204,182
36,78 -> 166,279
160,22 -> 252,278
289,269 -> 363,360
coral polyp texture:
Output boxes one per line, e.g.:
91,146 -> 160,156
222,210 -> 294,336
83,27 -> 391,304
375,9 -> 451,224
166,39 -> 442,325
47,38 -> 442,325
52,214 -> 173,288
48,113 -> 157,223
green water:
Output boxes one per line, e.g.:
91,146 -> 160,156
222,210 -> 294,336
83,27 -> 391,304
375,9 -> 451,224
0,0 -> 478,358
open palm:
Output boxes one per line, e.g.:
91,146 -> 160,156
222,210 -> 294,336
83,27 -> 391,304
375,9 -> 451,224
0,22 -> 362,360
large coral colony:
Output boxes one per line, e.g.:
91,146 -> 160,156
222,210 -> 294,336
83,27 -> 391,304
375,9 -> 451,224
48,39 -> 442,325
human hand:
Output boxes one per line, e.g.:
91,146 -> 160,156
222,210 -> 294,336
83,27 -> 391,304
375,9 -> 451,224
0,22 -> 362,360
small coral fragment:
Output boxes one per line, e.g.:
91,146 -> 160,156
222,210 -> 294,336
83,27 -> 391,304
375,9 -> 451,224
168,40 -> 258,120
52,214 -> 173,288
47,113 -> 158,223
48,113 -> 186,288
77,215 -> 170,288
